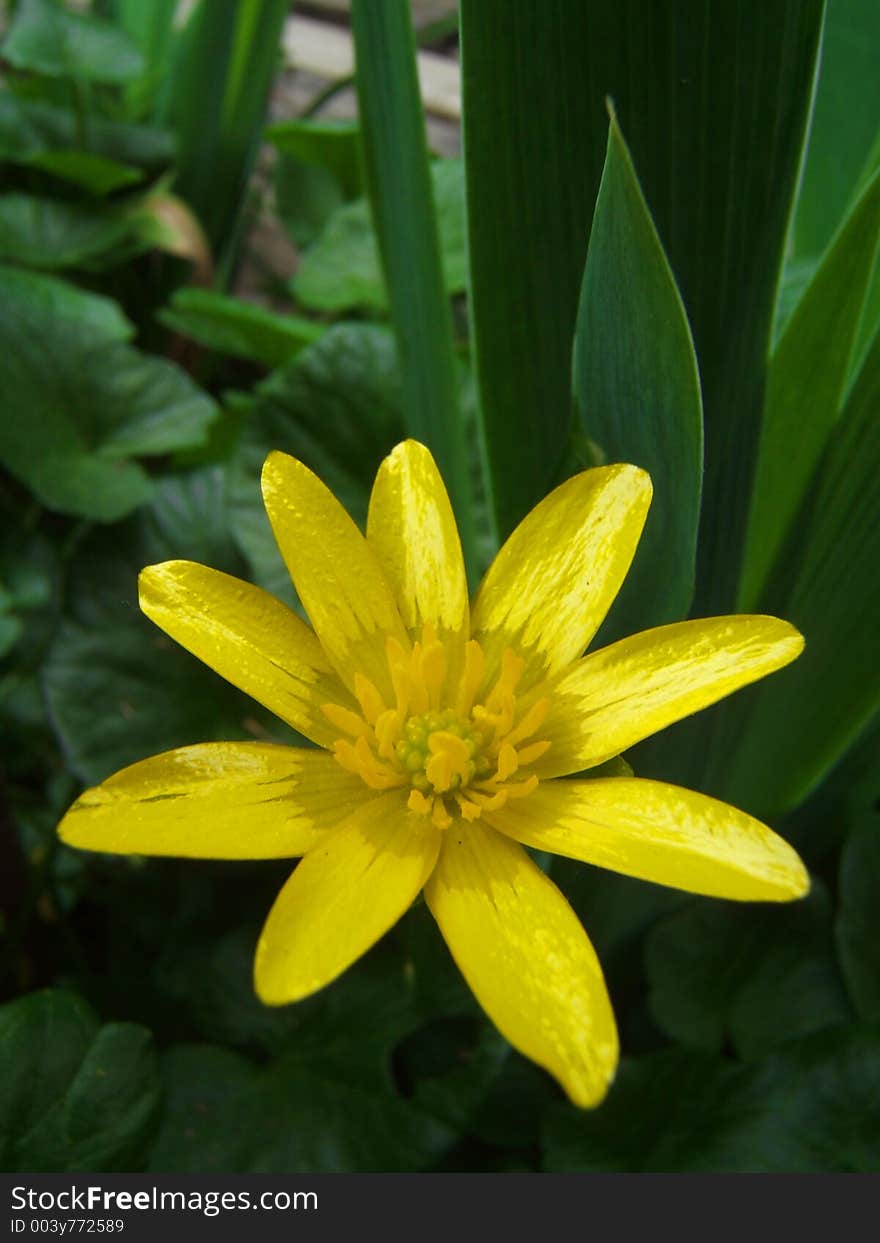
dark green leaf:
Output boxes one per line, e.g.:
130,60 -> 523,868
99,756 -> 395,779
292,158 -> 467,313
2,0 -> 145,85
147,1045 -> 261,1172
574,114 -> 702,639
645,886 -> 851,1060
543,1028 -> 880,1172
740,168 -> 880,608
275,150 -> 348,251
0,265 -> 217,520
43,468 -> 291,784
351,0 -> 475,567
0,989 -> 160,1172
0,193 -> 135,269
0,263 -> 132,339
158,288 -> 324,369
837,829 -> 880,1025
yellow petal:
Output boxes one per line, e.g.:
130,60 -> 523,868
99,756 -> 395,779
533,615 -> 805,777
58,743 -> 367,859
489,778 -> 810,902
261,451 -> 409,699
139,560 -> 351,749
367,440 -> 469,673
254,792 -> 440,1004
471,464 -> 651,690
424,822 -> 618,1108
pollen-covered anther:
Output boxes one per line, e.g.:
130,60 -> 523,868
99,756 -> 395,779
324,627 -> 550,828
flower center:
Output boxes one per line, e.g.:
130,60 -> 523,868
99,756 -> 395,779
322,622 -> 551,830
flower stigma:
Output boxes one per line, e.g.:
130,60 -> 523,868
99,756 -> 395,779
322,622 -> 551,830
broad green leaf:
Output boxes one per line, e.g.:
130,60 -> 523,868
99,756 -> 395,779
0,990 -> 160,1173
542,1028 -> 880,1172
543,1049 -> 753,1172
2,0 -> 145,85
275,151 -> 348,251
837,829 -> 880,1025
268,118 -> 364,198
645,887 -> 851,1060
148,1045 -> 262,1172
0,95 -> 174,172
158,288 -> 324,368
573,115 -> 703,639
42,468 -> 288,784
461,0 -> 823,608
351,0 -> 475,568
292,159 -> 467,313
723,328 -> 880,813
0,266 -> 217,520
160,0 -> 290,252
149,946 -> 456,1172
23,150 -> 143,195
0,193 -> 135,269
793,0 -> 880,259
268,93 -> 362,248
0,264 -> 132,339
740,168 -> 880,608
229,323 -> 405,604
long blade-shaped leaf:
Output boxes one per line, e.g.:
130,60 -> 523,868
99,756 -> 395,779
573,113 -> 703,641
723,327 -> 880,814
461,0 -> 823,610
793,0 -> 880,259
350,0 -> 475,569
161,0 -> 289,253
740,167 -> 880,609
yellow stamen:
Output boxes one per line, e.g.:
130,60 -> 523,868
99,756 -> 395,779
321,702 -> 372,739
354,673 -> 385,725
326,634 -> 548,830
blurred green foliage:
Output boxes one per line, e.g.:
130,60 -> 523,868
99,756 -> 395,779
1,0 -> 879,1173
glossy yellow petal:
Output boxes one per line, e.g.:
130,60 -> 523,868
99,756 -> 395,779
367,440 -> 469,673
424,822 -> 618,1107
533,615 -> 805,777
254,792 -> 439,1004
471,465 -> 651,690
489,778 -> 810,902
261,451 -> 409,699
139,560 -> 351,749
58,743 -> 367,859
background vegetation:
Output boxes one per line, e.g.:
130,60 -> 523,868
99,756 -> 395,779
1,0 -> 879,1172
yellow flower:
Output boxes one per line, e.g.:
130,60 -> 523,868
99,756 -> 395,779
58,441 -> 808,1107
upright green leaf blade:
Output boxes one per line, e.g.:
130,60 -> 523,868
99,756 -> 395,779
740,168 -> 880,608
793,0 -> 880,259
461,0 -> 823,610
723,328 -> 880,812
573,114 -> 703,639
161,0 -> 289,251
351,0 -> 475,567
